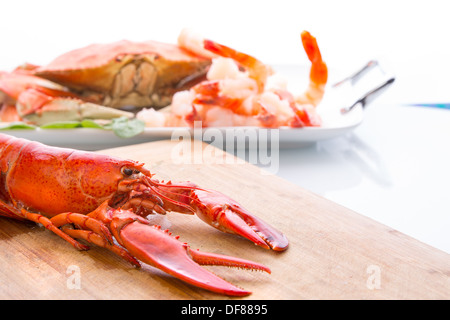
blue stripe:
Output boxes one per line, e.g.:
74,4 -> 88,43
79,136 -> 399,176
408,103 -> 450,110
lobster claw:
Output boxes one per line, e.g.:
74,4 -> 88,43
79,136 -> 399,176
109,209 -> 270,296
191,189 -> 289,251
142,179 -> 289,252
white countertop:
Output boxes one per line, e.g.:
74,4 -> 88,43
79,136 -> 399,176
270,101 -> 450,254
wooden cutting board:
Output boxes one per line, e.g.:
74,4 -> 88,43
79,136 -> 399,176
0,139 -> 448,300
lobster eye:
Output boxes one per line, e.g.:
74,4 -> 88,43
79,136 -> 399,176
122,167 -> 133,176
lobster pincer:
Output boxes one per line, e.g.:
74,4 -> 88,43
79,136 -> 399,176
109,207 -> 270,296
145,179 -> 289,251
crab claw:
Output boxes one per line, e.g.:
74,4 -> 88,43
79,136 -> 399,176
109,209 -> 270,296
16,87 -> 133,126
190,189 -> 289,252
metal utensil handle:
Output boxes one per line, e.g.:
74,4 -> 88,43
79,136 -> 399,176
341,77 -> 395,114
333,60 -> 379,87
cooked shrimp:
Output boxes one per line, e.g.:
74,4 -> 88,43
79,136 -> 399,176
177,28 -> 218,59
203,39 -> 273,93
295,31 -> 328,107
145,29 -> 327,128
136,107 -> 167,127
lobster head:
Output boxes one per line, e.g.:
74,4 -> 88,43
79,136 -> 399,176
104,159 -> 289,252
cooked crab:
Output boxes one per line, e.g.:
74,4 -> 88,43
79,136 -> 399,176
34,40 -> 211,109
0,37 -> 211,125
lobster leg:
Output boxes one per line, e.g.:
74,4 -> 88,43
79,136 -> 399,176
49,202 -> 141,266
60,226 -> 140,267
21,210 -> 90,250
0,200 -> 24,220
50,212 -> 114,244
0,198 -> 89,250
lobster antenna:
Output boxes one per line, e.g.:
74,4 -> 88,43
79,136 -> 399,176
142,176 -> 215,213
144,181 -> 197,214
145,176 -> 208,192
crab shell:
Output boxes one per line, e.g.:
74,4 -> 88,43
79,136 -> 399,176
34,40 -> 211,109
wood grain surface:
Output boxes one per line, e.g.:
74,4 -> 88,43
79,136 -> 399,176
0,139 -> 448,300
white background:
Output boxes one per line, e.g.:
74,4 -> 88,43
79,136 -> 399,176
1,0 -> 450,103
1,1 -> 449,253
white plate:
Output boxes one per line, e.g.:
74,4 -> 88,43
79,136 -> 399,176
0,104 -> 363,150
0,65 -> 365,151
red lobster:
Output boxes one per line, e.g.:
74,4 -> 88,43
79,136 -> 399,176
0,133 -> 288,296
